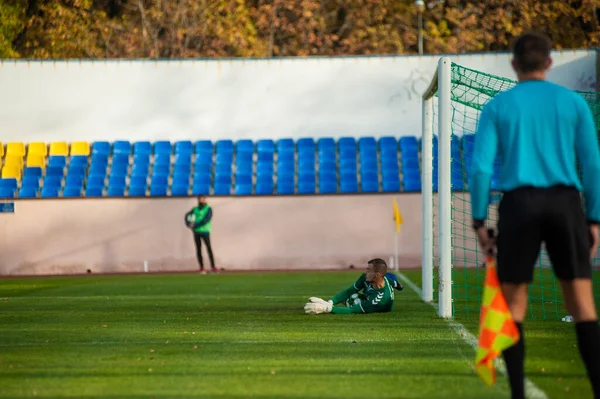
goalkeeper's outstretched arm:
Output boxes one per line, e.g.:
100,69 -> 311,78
329,285 -> 359,305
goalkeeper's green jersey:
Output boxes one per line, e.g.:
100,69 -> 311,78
329,273 -> 395,314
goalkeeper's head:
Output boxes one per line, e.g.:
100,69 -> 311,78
365,258 -> 388,284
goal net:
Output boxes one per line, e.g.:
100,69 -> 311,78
421,57 -> 600,320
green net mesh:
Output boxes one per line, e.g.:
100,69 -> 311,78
430,62 -> 600,321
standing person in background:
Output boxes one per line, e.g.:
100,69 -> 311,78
186,196 -> 217,274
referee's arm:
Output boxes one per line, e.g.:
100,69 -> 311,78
469,103 -> 498,223
575,97 -> 600,225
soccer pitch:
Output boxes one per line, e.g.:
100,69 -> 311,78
0,271 -> 593,398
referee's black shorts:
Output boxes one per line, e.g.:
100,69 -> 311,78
496,185 -> 592,284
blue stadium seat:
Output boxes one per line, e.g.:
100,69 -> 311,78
92,141 -> 111,155
18,187 -> 38,198
277,138 -> 294,152
192,182 -> 210,195
297,138 -> 315,151
402,157 -> 419,171
108,175 -> 126,189
400,136 -> 418,150
43,175 -> 62,188
152,165 -> 170,177
113,141 -> 132,155
173,164 -> 191,177
154,141 -> 172,155
214,173 -> 232,185
277,162 -> 295,174
403,176 -> 421,192
174,153 -> 191,167
63,186 -> 82,198
338,137 -> 356,150
91,153 -> 108,167
379,136 -> 397,151
129,175 -> 148,193
65,175 -> 84,188
361,172 -> 379,193
175,140 -> 193,156
236,139 -> 254,154
87,174 -> 105,189
22,175 -> 40,189
234,184 -> 253,195
41,186 -> 59,198
23,167 -> 43,178
194,159 -> 212,175
171,182 -> 189,196
340,171 -> 358,193
70,155 -> 88,167
318,174 -> 337,193
277,172 -> 295,194
133,141 -> 152,156
215,163 -> 232,176
150,174 -> 168,187
0,178 -> 18,190
110,161 -> 129,177
257,139 -> 275,153
112,153 -> 130,165
236,149 -> 253,163
256,162 -> 273,175
318,138 -> 335,153
67,165 -> 87,178
213,182 -> 231,196
107,186 -> 125,197
153,153 -> 171,166
256,181 -> 274,195
216,152 -> 234,165
358,136 -> 377,152
85,186 -> 103,197
44,166 -> 63,178
196,140 -> 213,153
0,187 -> 15,198
382,177 -> 401,192
48,156 -> 66,169
131,163 -> 149,177
298,173 -> 316,194
216,139 -> 234,153
150,183 -> 168,197
257,151 -> 274,163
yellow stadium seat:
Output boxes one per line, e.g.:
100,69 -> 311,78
4,155 -> 23,168
70,141 -> 91,156
1,165 -> 21,180
26,155 -> 46,169
0,142 -> 4,158
28,142 -> 48,157
6,142 -> 25,157
49,141 -> 69,156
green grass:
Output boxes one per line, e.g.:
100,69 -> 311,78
0,271 -> 593,398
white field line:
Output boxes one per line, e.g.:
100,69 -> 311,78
395,271 -> 548,399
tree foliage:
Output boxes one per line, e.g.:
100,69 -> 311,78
0,0 -> 597,59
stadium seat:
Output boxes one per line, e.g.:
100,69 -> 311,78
28,142 -> 48,157
43,175 -> 62,189
48,156 -> 66,169
89,164 -> 107,177
277,138 -> 294,152
0,178 -> 18,190
1,165 -> 21,180
49,142 -> 69,156
318,175 -> 337,194
22,175 -> 40,189
257,139 -> 275,153
70,141 -> 91,156
194,161 -> 212,175
87,174 -> 105,189
107,186 -> 125,197
154,153 -> 171,167
255,181 -> 274,195
236,139 -> 254,154
45,166 -> 64,177
174,153 -> 191,167
110,162 -> 129,177
128,184 -> 147,197
192,182 -> 210,196
6,142 -> 25,157
358,136 -> 377,151
133,141 -> 152,156
63,186 -> 82,198
173,164 -> 191,178
41,186 -> 60,198
338,137 -> 356,150
403,177 -> 421,192
4,155 -> 23,169
216,139 -> 234,154
23,167 -> 43,178
70,155 -> 88,168
234,184 -> 252,195
129,176 -> 148,196
298,173 -> 316,194
85,186 -> 104,197
108,175 -> 126,189
0,186 -> 15,198
361,172 -> 379,193
297,138 -> 315,151
154,141 -> 172,155
92,141 -> 111,156
213,183 -> 231,196
18,187 -> 38,198
65,174 -> 84,189
215,163 -> 232,176
113,141 -> 132,155
67,165 -> 87,178
382,177 -> 401,192
236,151 -> 253,165
26,155 -> 45,169
318,138 -> 335,153
175,140 -> 193,155
195,140 -> 213,155
379,136 -> 397,150
91,153 -> 109,166
171,183 -> 189,196
257,151 -> 274,163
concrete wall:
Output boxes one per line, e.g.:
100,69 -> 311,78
0,194 -> 427,276
0,51 -> 595,143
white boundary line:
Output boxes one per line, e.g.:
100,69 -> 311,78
395,271 -> 549,399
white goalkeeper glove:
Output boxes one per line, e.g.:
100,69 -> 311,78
304,297 -> 333,314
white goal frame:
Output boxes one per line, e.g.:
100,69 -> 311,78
421,57 -> 453,318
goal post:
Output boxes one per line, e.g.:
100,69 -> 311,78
421,57 -> 452,316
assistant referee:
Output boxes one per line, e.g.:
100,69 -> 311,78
469,32 -> 600,399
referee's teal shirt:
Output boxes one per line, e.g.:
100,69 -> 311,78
469,79 -> 600,223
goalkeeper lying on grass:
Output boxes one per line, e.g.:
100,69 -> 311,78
304,258 -> 402,315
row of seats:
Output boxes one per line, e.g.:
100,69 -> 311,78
0,135 -> 484,199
